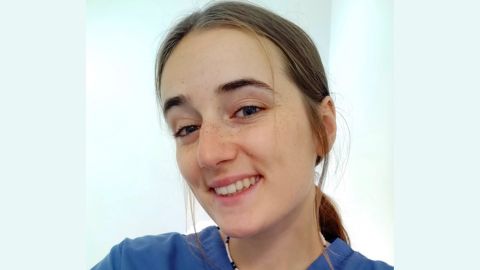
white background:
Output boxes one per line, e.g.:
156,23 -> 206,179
86,0 -> 393,267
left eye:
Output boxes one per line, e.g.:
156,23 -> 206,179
234,105 -> 263,118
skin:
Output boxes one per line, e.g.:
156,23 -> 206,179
161,27 -> 336,270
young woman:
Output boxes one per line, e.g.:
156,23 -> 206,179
92,1 -> 393,269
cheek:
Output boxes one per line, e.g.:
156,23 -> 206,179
236,121 -> 277,164
176,146 -> 200,188
237,110 -> 316,169
271,110 -> 317,173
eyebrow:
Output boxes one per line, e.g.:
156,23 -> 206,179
163,95 -> 186,115
162,78 -> 273,115
216,78 -> 273,94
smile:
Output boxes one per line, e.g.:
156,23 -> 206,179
213,175 -> 260,196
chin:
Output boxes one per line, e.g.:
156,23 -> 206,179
224,228 -> 258,239
217,219 -> 261,238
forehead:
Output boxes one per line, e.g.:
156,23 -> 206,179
160,27 -> 285,101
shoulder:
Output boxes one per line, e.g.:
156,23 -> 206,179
327,239 -> 393,270
91,226 -> 220,270
342,250 -> 393,270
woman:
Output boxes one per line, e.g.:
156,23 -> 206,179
92,1 -> 393,269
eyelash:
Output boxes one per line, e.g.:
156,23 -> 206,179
174,125 -> 199,138
233,105 -> 263,118
173,105 -> 264,138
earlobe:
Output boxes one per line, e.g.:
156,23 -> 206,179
316,96 -> 337,155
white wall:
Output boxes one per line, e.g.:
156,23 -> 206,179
327,0 -> 394,264
86,0 -> 393,267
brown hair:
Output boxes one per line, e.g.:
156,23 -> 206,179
155,0 -> 349,249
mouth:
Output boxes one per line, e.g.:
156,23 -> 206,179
210,175 -> 261,197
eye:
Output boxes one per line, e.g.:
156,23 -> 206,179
174,125 -> 200,138
234,105 -> 263,118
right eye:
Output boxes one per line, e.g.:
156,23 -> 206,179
174,125 -> 200,138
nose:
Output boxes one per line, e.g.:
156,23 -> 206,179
196,123 -> 237,169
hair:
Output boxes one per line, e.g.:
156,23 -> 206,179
155,0 -> 349,264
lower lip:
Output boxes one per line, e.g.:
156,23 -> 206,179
212,176 -> 262,206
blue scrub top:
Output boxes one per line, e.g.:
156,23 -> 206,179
92,226 -> 393,270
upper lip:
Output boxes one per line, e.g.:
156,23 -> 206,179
208,174 -> 260,189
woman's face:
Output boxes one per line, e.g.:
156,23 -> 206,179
161,28 -> 322,238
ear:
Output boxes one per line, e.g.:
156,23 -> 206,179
316,96 -> 337,155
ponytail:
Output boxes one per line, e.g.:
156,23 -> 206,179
315,186 -> 350,244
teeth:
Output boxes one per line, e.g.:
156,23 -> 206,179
242,178 -> 251,188
227,183 -> 236,193
235,181 -> 243,190
214,176 -> 259,196
218,186 -> 227,195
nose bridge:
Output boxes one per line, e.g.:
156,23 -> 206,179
196,120 -> 236,168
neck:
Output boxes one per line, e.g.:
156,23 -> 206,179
223,186 -> 325,270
